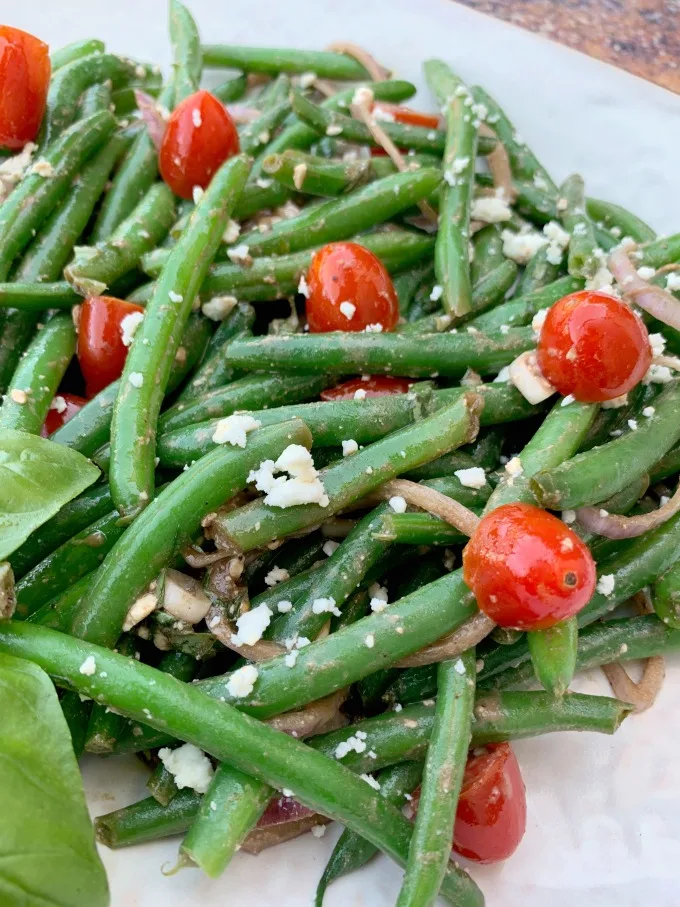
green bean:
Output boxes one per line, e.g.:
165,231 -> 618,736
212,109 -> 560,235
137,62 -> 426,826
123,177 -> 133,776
558,174 -> 599,279
50,312 -> 211,457
237,168 -> 441,258
375,513 -> 466,547
175,303 -> 254,403
397,652 -> 475,907
317,761 -> 424,906
96,789 -> 204,848
0,110 -> 116,280
51,39 -> 106,71
470,86 -> 557,191
0,282 -> 79,311
161,373 -> 329,433
509,179 -> 559,226
59,690 -> 91,758
110,85 -> 159,116
649,441 -> 680,484
470,224 -> 505,285
18,135 -> 128,283
158,383 -> 431,465
109,154 -> 250,519
65,183 -> 176,296
0,315 -> 75,434
146,762 -> 180,806
90,82 -> 174,242
585,197 -> 656,244
27,573 -> 95,632
222,326 -> 534,379
434,383 -> 545,428
517,245 -> 562,295
72,419 -> 311,647
84,635 -> 138,754
212,74 -> 248,103
394,264 -> 435,318
263,149 -> 374,197
41,53 -> 137,145
423,60 -> 477,317
468,275 -> 583,332
652,563 -> 680,629
636,232 -> 680,270
527,618 -> 578,697
201,45 -> 372,80
169,0 -> 202,103
532,381 -> 680,510
578,381 -> 657,453
0,621 -> 485,907
239,99 -> 293,157
79,81 -> 113,118
205,394 -> 478,554
480,615 -> 680,691
15,508 -> 125,619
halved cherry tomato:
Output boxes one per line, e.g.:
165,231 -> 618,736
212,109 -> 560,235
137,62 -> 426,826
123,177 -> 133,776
41,392 -> 87,437
408,743 -> 526,865
0,26 -> 50,149
159,89 -> 239,200
537,290 -> 652,402
77,295 -> 144,396
306,241 -> 399,333
372,102 -> 440,130
462,502 -> 596,630
320,376 -> 411,401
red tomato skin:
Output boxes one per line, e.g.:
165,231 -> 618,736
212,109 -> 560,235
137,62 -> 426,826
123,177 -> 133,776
42,392 -> 87,436
0,26 -> 50,149
306,242 -> 399,333
320,376 -> 411,401
159,90 -> 239,199
453,744 -> 527,864
462,502 -> 596,630
373,102 -> 440,129
537,290 -> 652,402
77,296 -> 144,396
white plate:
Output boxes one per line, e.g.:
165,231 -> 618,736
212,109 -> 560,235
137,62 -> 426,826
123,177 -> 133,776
12,1 -> 680,904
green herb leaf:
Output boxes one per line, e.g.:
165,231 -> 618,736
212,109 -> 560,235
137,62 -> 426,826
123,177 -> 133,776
0,429 -> 100,560
0,653 -> 109,907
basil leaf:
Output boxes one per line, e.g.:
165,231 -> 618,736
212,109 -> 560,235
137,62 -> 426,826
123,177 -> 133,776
0,653 -> 109,907
0,429 -> 100,560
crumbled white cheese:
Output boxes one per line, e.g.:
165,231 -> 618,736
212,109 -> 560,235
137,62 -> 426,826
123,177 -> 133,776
202,295 -> 238,321
297,274 -> 310,298
322,540 -> 340,557
227,244 -> 251,264
335,734 -> 367,759
284,650 -> 298,668
158,743 -> 214,793
561,394 -> 575,407
361,773 -> 381,791
223,219 -> 241,244
501,228 -> 547,264
596,574 -> 616,597
232,603 -> 273,646
0,141 -> 36,203
123,592 -> 157,631
644,364 -> 673,384
277,600 -> 293,613
642,406 -> 656,418
471,196 -> 512,223
312,597 -> 341,617
388,495 -> 407,513
354,388 -> 367,400
370,597 -> 388,613
326,123 -> 343,136
364,323 -> 383,333
562,510 -> 576,524
666,272 -> 680,292
454,466 -> 486,489
627,419 -> 638,431
339,301 -> 356,320
649,333 -> 666,357
342,438 -> 359,456
79,655 -> 97,676
128,372 -> 144,388
452,156 -> 470,174
453,657 -> 466,674
120,311 -> 144,347
365,633 -> 375,648
505,456 -> 523,477
509,351 -> 556,404
252,445 -> 329,508
543,221 -> 570,248
30,159 -> 55,178
637,266 -> 656,281
212,413 -> 262,447
226,664 -> 259,698
192,186 -> 204,204
264,566 -> 290,587
50,395 -> 67,414
601,393 -> 628,409
531,308 -> 549,335
168,290 -> 183,303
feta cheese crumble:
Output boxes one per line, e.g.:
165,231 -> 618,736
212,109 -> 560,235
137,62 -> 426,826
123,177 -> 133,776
128,372 -> 144,388
454,467 -> 486,489
226,664 -> 259,698
596,574 -> 616,597
312,597 -> 341,617
120,311 -> 144,346
342,439 -> 359,456
501,228 -> 547,264
79,655 -> 97,676
212,413 -> 262,448
50,395 -> 67,414
249,445 -> 329,508
202,295 -> 238,321
232,603 -> 273,646
388,495 -> 407,513
339,301 -> 356,320
158,743 -> 214,793
470,196 -> 512,223
264,566 -> 290,587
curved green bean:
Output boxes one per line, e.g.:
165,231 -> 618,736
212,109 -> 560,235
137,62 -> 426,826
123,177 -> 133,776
201,44 -> 371,80
169,0 -> 202,103
558,174 -> 599,279
51,39 -> 106,71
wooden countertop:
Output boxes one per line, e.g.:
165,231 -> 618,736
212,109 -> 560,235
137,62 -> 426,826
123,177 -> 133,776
455,0 -> 680,93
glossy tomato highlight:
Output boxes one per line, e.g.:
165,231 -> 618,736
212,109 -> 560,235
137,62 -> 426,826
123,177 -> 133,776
77,296 -> 144,396
0,26 -> 50,149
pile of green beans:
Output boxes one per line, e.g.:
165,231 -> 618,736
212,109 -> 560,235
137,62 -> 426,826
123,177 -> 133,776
2,8 -> 679,907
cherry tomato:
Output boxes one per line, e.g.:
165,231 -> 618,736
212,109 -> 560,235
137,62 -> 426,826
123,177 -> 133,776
408,743 -> 526,865
0,26 -> 50,149
77,295 -> 144,396
320,376 -> 412,401
41,392 -> 87,437
454,743 -> 527,863
462,502 -> 596,630
537,290 -> 652,402
306,241 -> 399,333
373,102 -> 440,130
159,89 -> 239,200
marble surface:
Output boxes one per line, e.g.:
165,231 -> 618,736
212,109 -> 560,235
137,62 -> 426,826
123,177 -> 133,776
8,1 -> 680,904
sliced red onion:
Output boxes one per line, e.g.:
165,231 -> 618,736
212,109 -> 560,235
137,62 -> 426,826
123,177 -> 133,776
576,483 -> 680,539
609,247 -> 680,331
257,795 -> 315,828
226,104 -> 262,124
134,90 -> 167,151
